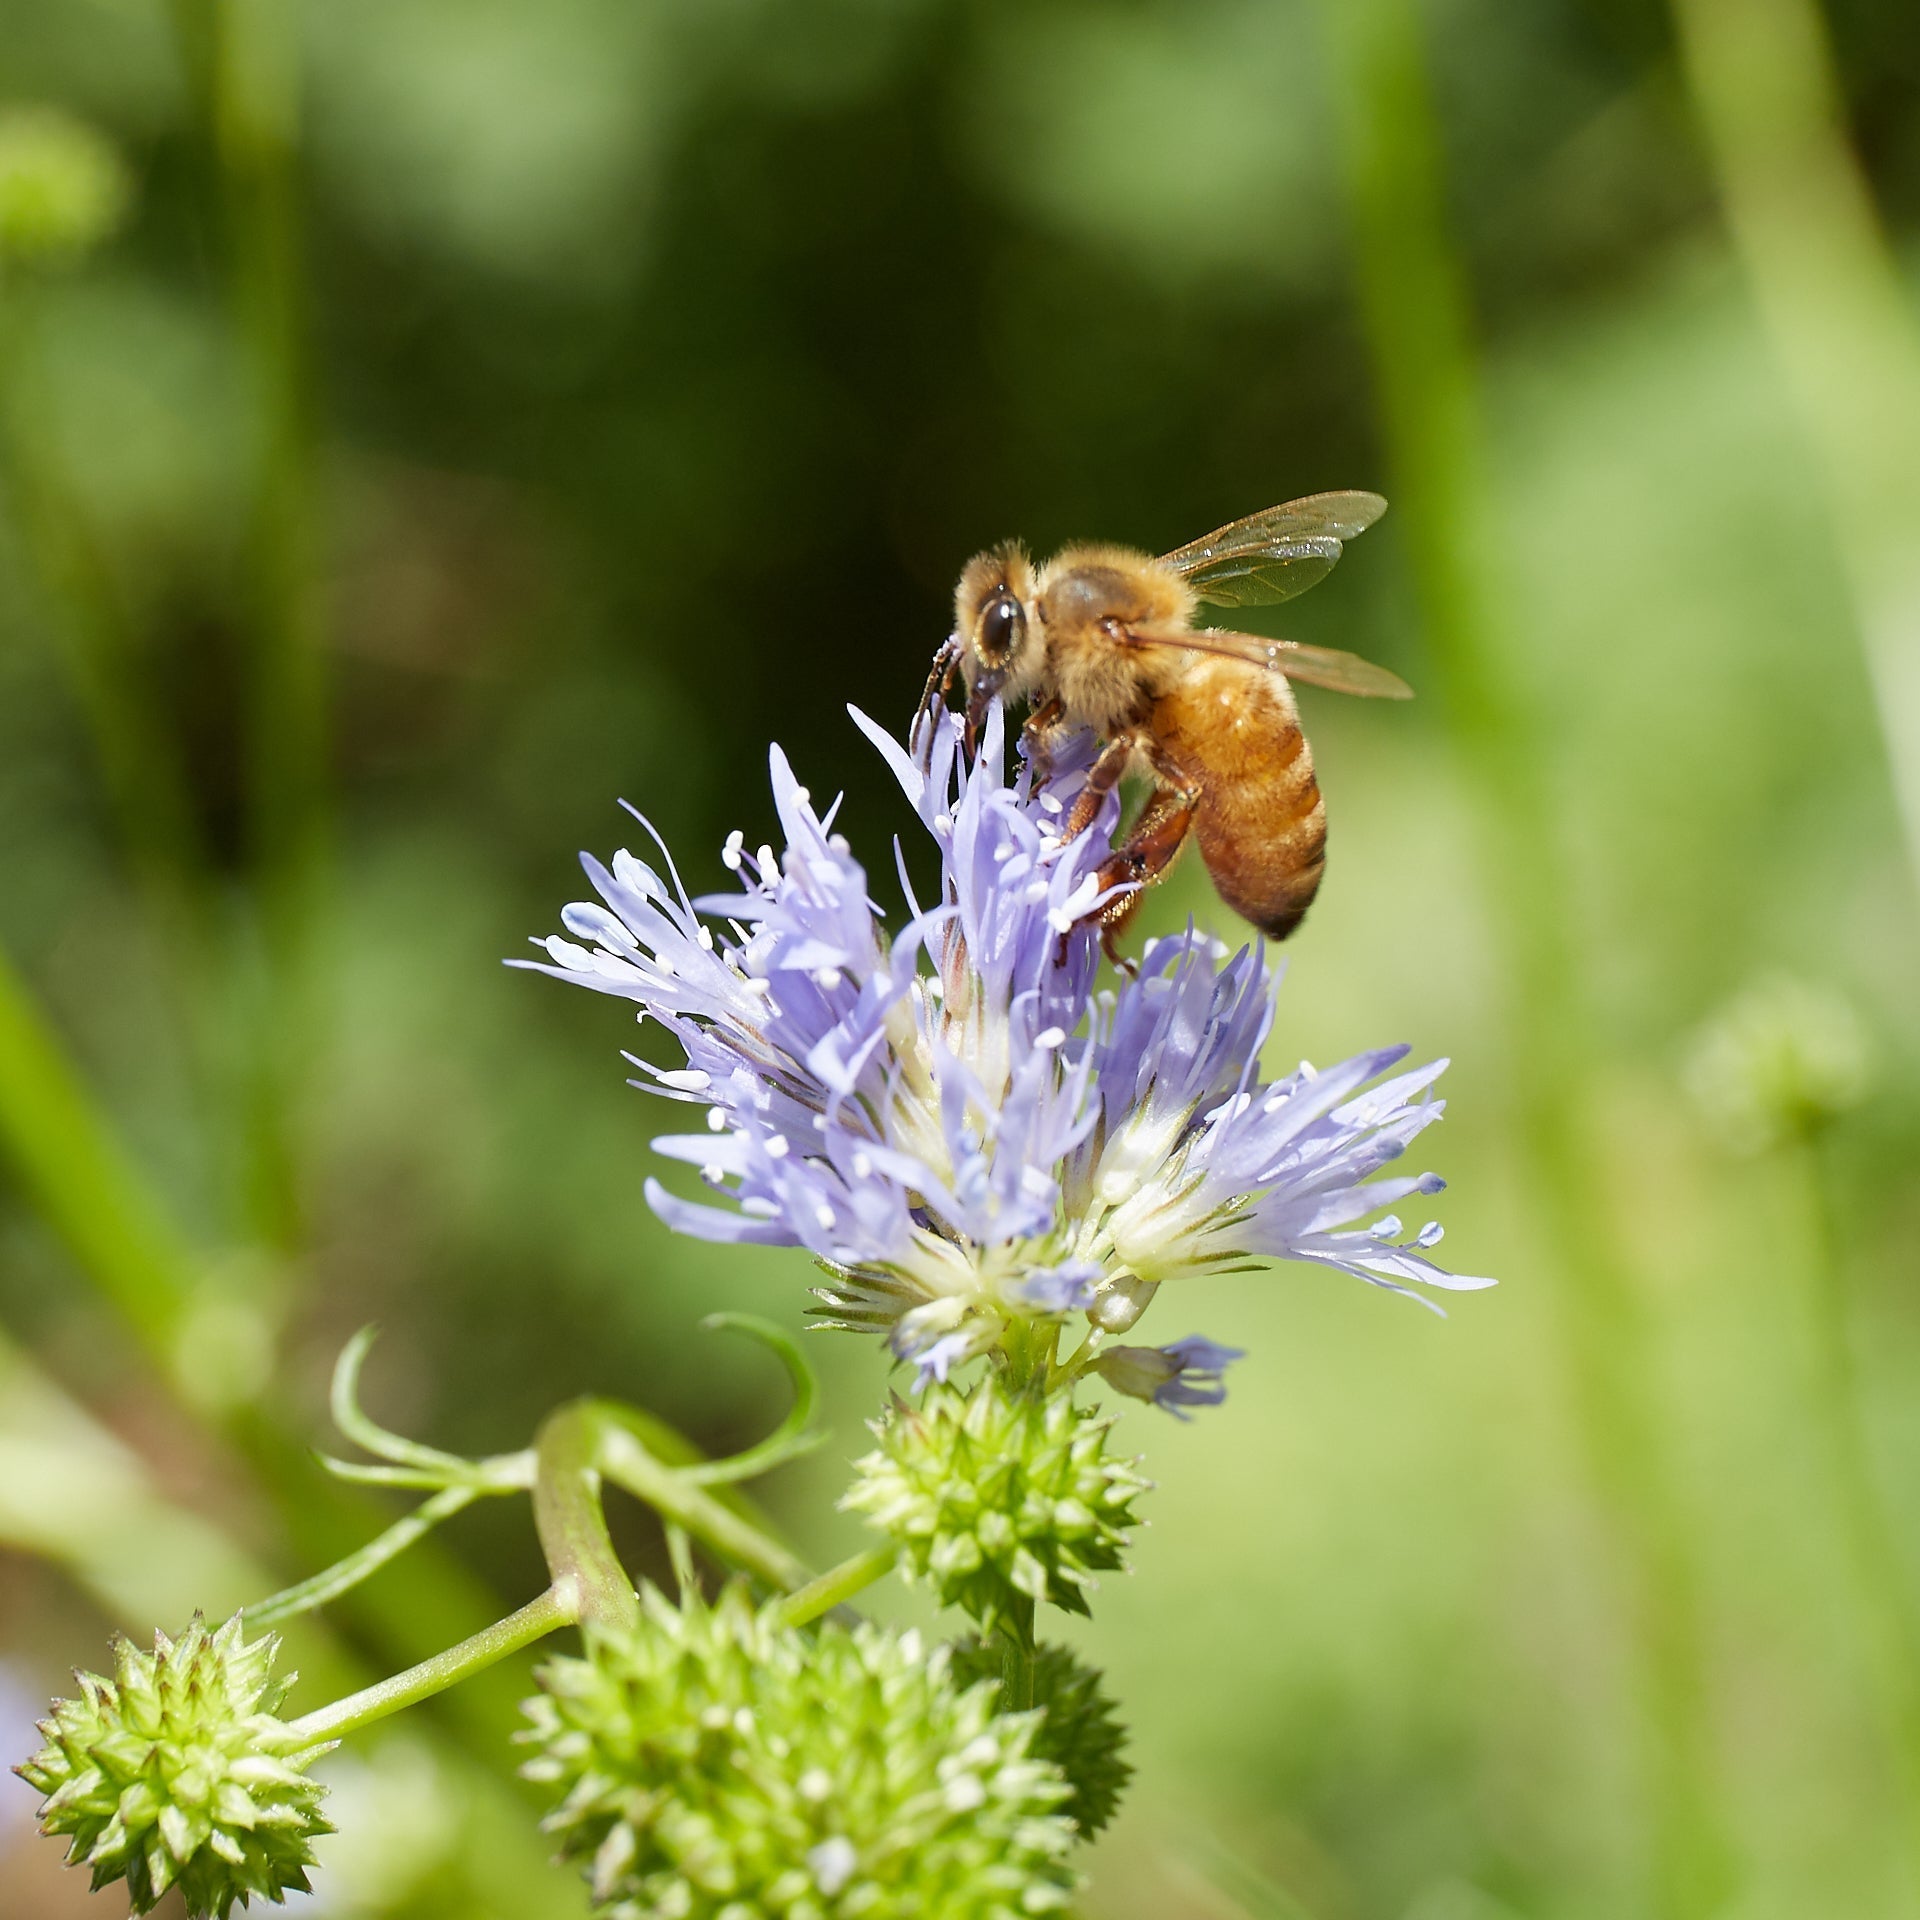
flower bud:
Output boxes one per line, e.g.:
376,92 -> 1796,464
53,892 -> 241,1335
520,1583 -> 1078,1918
1094,1335 -> 1243,1419
842,1378 -> 1149,1627
0,107 -> 129,265
1684,973 -> 1870,1154
16,1613 -> 333,1918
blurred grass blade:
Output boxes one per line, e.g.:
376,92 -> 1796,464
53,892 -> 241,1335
1793,1132 -> 1920,1868
0,941 -> 198,1358
1671,0 -> 1920,900
0,296 -> 216,956
0,1316 -> 268,1633
168,0 -> 328,1252
1312,1 -> 1735,1911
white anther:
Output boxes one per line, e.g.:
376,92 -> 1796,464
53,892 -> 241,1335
721,830 -> 745,871
706,1107 -> 728,1133
763,1134 -> 790,1159
1034,1026 -> 1065,1050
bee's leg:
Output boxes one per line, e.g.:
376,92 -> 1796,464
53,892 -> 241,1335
963,668 -> 1009,755
914,636 -> 963,767
920,635 -> 961,714
1059,737 -> 1134,844
1020,698 -> 1066,785
1089,784 -> 1199,967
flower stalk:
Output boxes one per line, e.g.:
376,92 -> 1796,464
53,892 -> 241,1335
533,1403 -> 642,1636
288,1588 -> 573,1746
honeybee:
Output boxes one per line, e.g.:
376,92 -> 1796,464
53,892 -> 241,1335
926,492 -> 1409,949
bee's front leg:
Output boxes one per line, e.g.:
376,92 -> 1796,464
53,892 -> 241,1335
1020,698 -> 1066,786
914,636 -> 964,766
920,634 -> 962,714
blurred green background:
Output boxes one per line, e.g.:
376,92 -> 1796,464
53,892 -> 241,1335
2,0 -> 1919,1915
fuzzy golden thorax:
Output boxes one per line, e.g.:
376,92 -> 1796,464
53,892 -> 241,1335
1033,545 -> 1197,736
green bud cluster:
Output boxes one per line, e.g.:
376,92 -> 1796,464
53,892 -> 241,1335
841,1380 -> 1148,1628
0,106 -> 128,264
948,1638 -> 1132,1838
522,1582 -> 1078,1919
16,1614 -> 333,1919
1684,972 -> 1870,1153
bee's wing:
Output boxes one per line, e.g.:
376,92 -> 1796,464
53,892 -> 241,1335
1137,626 -> 1414,699
1159,491 -> 1388,608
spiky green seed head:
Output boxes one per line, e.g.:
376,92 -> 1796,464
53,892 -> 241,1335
947,1638 -> 1132,1838
521,1582 -> 1079,1919
16,1613 -> 333,1919
0,106 -> 128,264
841,1380 -> 1149,1629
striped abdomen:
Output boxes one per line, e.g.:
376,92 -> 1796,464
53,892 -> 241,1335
1151,655 -> 1326,940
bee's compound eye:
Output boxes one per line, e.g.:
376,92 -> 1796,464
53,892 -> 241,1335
975,589 -> 1026,666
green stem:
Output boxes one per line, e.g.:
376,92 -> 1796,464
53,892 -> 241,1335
1669,0 -> 1920,905
534,1404 -> 641,1635
167,0 -> 326,1252
0,294 -> 216,955
773,1547 -> 898,1629
1314,4 -> 1733,1912
0,944 -> 200,1363
1792,1134 -> 1920,1873
995,1594 -> 1037,1715
245,1484 -> 480,1628
287,1587 -> 571,1746
592,1402 -> 812,1593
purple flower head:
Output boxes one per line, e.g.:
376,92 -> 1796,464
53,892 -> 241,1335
1094,1336 -> 1246,1419
518,698 -> 1491,1389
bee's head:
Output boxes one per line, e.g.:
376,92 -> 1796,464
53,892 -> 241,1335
953,542 -> 1042,700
